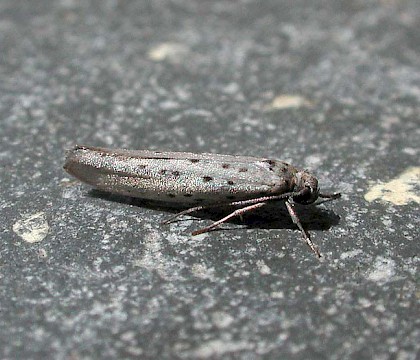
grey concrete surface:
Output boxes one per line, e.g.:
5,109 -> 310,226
0,0 -> 419,359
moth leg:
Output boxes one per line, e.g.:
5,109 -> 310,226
161,205 -> 207,225
320,192 -> 341,199
314,192 -> 341,206
191,202 -> 267,236
285,198 -> 321,258
162,190 -> 303,225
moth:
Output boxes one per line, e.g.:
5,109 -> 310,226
64,146 -> 341,257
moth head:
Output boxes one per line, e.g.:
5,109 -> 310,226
293,170 -> 319,205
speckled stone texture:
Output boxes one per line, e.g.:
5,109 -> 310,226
1,0 -> 419,359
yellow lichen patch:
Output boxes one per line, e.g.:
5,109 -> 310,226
148,42 -> 189,62
365,167 -> 420,205
13,212 -> 49,243
267,95 -> 312,110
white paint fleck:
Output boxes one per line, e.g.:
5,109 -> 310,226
266,94 -> 312,110
340,249 -> 363,260
402,147 -> 417,156
120,331 -> 136,342
256,259 -> 271,275
126,347 -> 143,356
187,339 -> 253,358
364,167 -> 420,205
112,265 -> 126,274
222,82 -> 240,94
270,291 -> 285,299
191,263 -> 215,281
159,100 -> 180,110
168,108 -> 213,123
13,212 -> 49,243
304,154 -> 323,168
358,297 -> 372,308
367,256 -> 396,283
211,311 -> 234,329
325,305 -> 338,315
148,42 -> 189,62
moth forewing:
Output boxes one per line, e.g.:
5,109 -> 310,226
64,146 -> 296,204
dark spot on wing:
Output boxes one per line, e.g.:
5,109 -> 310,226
159,169 -> 167,175
222,164 -> 230,169
263,160 -> 276,166
227,180 -> 234,185
172,171 -> 180,177
190,159 -> 200,163
203,176 -> 213,182
263,159 -> 276,171
138,164 -> 147,169
183,194 -> 193,197
238,167 -> 248,172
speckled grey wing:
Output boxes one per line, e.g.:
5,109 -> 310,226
64,146 -> 296,204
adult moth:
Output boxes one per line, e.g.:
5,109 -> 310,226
64,146 -> 341,257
